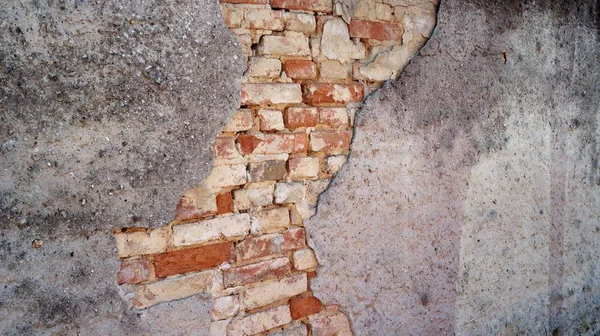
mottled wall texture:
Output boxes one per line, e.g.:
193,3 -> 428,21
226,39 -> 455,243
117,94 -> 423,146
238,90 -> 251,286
1,0 -> 599,335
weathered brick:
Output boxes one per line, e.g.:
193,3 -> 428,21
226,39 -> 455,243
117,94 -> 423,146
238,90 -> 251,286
271,0 -> 333,13
154,242 -> 233,278
274,181 -> 305,204
255,207 -> 290,233
318,107 -> 348,127
223,257 -> 292,287
288,157 -> 320,179
285,107 -> 318,129
210,318 -> 231,336
241,83 -> 303,106
114,228 -> 169,258
233,182 -> 275,211
212,295 -> 240,321
321,18 -> 366,63
174,186 -> 217,222
220,0 -> 267,3
117,258 -> 152,284
173,213 -> 251,247
290,296 -> 323,320
283,12 -> 316,34
282,227 -> 306,250
215,137 -> 242,160
310,130 -> 352,154
242,273 -> 307,310
237,228 -> 305,260
292,248 -> 318,270
348,20 -> 402,41
376,3 -> 394,21
228,305 -> 292,336
353,0 -> 376,20
237,33 -> 253,56
308,305 -> 352,336
319,59 -> 349,80
238,133 -> 308,155
221,6 -> 243,28
217,191 -> 234,215
223,109 -> 253,133
302,83 -> 364,106
133,270 -> 215,309
325,155 -> 347,175
247,57 -> 282,78
204,164 -> 248,188
249,160 -> 287,182
283,60 -> 317,80
244,9 -> 284,30
258,109 -> 285,131
270,321 -> 308,336
258,33 -> 310,57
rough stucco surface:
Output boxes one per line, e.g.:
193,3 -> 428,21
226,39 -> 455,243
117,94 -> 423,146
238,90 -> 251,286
0,0 -> 241,334
308,0 -> 600,335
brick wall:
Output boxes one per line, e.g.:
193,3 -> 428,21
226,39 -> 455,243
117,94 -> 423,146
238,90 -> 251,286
114,0 -> 437,334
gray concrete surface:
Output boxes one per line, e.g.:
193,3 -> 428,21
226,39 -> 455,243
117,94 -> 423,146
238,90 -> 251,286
0,0 -> 241,334
308,0 -> 600,335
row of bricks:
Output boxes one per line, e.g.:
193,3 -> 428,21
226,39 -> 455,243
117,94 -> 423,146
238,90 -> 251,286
246,57 -> 366,83
240,83 -> 363,106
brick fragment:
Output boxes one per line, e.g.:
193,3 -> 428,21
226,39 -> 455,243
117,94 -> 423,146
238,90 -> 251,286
173,213 -> 251,247
318,107 -> 348,127
271,0 -> 333,13
288,157 -> 320,179
154,242 -> 233,278
249,160 -> 287,182
302,83 -> 363,106
117,258 -> 152,284
237,228 -> 305,261
319,59 -> 349,80
348,20 -> 402,41
242,273 -> 307,310
242,83 -> 303,106
283,60 -> 317,80
286,107 -> 318,129
274,182 -> 305,204
270,321 -> 308,336
255,207 -> 290,233
325,155 -> 347,175
216,191 -> 234,215
223,257 -> 292,287
292,248 -> 318,270
215,137 -> 242,160
114,228 -> 169,258
247,57 -> 282,78
233,182 -> 275,211
308,305 -> 352,336
223,109 -> 253,132
175,186 -> 217,222
133,270 -> 215,309
212,295 -> 240,321
238,133 -> 308,155
290,296 -> 323,320
258,109 -> 285,131
282,227 -> 306,250
227,305 -> 292,336
221,7 -> 243,28
310,130 -> 352,154
204,164 -> 248,188
244,9 -> 284,31
258,33 -> 311,57
283,12 -> 316,34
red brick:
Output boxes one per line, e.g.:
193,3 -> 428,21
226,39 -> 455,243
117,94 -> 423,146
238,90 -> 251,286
216,192 -> 234,215
290,296 -> 323,319
348,20 -> 402,41
238,133 -> 308,155
286,107 -> 318,129
174,195 -> 216,222
223,257 -> 292,287
220,0 -> 267,3
283,227 -> 306,250
214,137 -> 239,159
153,243 -> 233,278
117,258 -> 152,284
238,135 -> 262,155
238,228 -> 306,261
318,107 -> 348,127
270,0 -> 332,13
302,83 -> 364,106
283,60 -> 317,80
310,130 -> 352,154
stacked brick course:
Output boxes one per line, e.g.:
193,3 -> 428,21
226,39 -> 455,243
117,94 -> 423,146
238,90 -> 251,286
114,0 -> 437,334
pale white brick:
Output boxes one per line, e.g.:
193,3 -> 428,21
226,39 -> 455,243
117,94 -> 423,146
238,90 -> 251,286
258,109 -> 285,131
228,305 -> 292,336
133,271 -> 215,309
274,182 -> 305,204
258,32 -> 310,57
283,12 -> 316,34
242,274 -> 307,310
376,3 -> 394,21
173,213 -> 251,247
288,157 -> 320,179
254,207 -> 290,233
114,227 -> 169,258
233,182 -> 275,211
204,164 -> 247,188
247,57 -> 282,78
211,295 -> 240,321
222,109 -> 253,133
292,248 -> 318,270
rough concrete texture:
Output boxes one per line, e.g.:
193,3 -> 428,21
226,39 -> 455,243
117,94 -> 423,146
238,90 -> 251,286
308,0 -> 600,335
0,0 -> 242,334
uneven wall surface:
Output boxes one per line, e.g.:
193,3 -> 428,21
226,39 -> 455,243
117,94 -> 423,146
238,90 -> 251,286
309,0 -> 600,335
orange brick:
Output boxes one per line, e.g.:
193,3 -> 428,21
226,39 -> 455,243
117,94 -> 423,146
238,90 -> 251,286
223,257 -> 292,287
153,242 -> 233,278
290,296 -> 323,319
302,83 -> 363,106
286,107 -> 318,129
216,191 -> 234,215
117,258 -> 152,284
271,0 -> 332,13
310,130 -> 352,154
283,60 -> 317,80
238,133 -> 308,155
348,20 -> 402,41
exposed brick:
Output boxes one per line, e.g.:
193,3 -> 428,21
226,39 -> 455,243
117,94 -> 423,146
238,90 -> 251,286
215,137 -> 241,160
292,248 -> 318,270
221,7 -> 243,28
223,109 -> 253,132
117,258 -> 152,284
204,164 -> 248,188
237,228 -> 305,260
286,107 -> 318,129
308,305 -> 352,336
154,242 -> 233,278
255,207 -> 290,233
375,3 -> 393,21
290,296 -> 323,320
223,257 -> 292,287
348,20 -> 402,41
282,227 -> 307,250
238,133 -> 308,155
271,0 -> 333,13
283,60 -> 317,80
325,155 -> 347,175
310,130 -> 352,154
238,33 -> 253,56
249,160 -> 287,182
173,213 -> 251,247
319,59 -> 349,80
220,0 -> 267,3
247,57 -> 282,78
228,305 -> 292,336
212,295 -> 240,321
241,83 -> 303,106
175,186 -> 218,222
270,321 -> 308,336
114,228 -> 169,258
244,9 -> 284,31
242,273 -> 307,310
302,83 -> 364,106
288,157 -> 320,179
283,12 -> 316,34
133,270 -> 215,309
233,182 -> 275,211
258,109 -> 285,131
274,181 -> 305,204
216,191 -> 234,215
258,33 -> 311,57
318,107 -> 348,127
